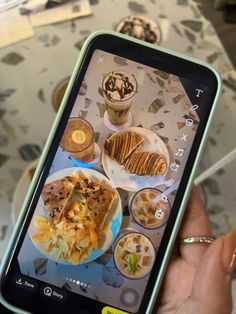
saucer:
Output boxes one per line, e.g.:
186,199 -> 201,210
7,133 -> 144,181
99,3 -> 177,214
69,143 -> 101,168
103,111 -> 132,132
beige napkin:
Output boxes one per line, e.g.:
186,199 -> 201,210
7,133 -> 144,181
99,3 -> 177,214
0,9 -> 34,49
21,0 -> 92,27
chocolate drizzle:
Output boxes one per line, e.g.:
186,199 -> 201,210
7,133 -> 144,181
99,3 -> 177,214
104,72 -> 135,100
104,131 -> 144,164
124,151 -> 167,176
119,17 -> 157,43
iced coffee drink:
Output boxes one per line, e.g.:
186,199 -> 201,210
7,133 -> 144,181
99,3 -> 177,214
114,232 -> 155,279
102,71 -> 137,125
130,188 -> 170,229
60,117 -> 95,162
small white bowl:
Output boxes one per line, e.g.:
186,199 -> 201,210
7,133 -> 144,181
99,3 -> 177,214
11,159 -> 38,224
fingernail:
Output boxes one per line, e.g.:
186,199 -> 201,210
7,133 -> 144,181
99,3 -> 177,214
223,230 -> 236,273
229,251 -> 236,272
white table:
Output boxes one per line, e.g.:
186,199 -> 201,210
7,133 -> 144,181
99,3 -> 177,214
0,0 -> 236,311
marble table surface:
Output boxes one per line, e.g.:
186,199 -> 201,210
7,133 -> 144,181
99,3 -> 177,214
0,0 -> 236,312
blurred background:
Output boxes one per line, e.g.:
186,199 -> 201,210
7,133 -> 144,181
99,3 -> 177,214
0,0 -> 236,312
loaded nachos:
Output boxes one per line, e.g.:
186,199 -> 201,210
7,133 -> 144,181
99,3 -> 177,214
32,172 -> 116,264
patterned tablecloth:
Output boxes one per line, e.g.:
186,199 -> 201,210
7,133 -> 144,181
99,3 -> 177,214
0,0 -> 236,311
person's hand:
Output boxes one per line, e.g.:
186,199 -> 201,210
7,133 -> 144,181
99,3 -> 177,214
157,186 -> 236,314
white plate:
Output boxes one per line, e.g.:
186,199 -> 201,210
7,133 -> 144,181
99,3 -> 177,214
102,127 -> 169,192
11,159 -> 38,224
103,111 -> 132,132
28,167 -> 122,265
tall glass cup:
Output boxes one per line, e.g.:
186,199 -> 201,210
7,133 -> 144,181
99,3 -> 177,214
60,117 -> 95,162
102,71 -> 137,125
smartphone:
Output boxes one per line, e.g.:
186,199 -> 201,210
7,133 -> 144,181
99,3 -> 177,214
224,4 -> 236,23
0,31 -> 221,314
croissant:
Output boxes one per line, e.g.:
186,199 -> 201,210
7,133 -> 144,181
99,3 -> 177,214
124,151 -> 167,176
104,131 -> 144,164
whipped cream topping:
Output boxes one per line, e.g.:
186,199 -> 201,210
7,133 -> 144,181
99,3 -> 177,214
117,16 -> 160,44
103,71 -> 137,101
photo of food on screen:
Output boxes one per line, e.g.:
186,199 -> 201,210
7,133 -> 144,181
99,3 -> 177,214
17,49 -> 200,313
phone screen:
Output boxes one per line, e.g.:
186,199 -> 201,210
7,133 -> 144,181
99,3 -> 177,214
6,46 -> 214,314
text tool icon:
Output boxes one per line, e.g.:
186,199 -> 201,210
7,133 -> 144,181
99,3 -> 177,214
195,88 -> 203,97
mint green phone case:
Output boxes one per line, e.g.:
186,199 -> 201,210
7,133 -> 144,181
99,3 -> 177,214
0,30 -> 222,314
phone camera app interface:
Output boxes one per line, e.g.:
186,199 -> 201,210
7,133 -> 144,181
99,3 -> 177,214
16,49 -> 204,313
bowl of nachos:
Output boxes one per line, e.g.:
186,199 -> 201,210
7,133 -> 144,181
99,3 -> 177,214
28,167 -> 122,265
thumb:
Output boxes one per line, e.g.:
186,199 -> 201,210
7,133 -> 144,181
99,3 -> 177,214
182,230 -> 236,314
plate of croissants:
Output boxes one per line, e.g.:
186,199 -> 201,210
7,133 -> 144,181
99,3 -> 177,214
102,127 -> 169,191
